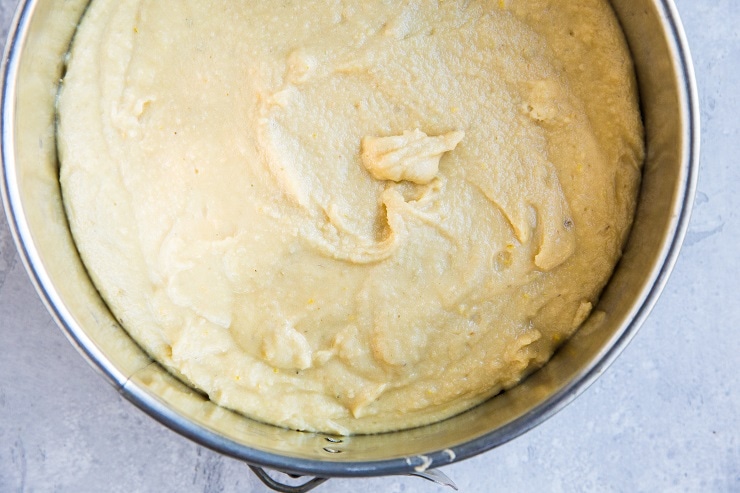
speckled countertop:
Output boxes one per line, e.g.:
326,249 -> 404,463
0,1 -> 737,492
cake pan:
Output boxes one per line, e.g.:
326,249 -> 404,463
0,0 -> 698,491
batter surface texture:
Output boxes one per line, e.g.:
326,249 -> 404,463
59,0 -> 643,434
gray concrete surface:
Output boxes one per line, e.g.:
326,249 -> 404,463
0,1 -> 738,492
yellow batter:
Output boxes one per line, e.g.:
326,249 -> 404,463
58,0 -> 644,434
